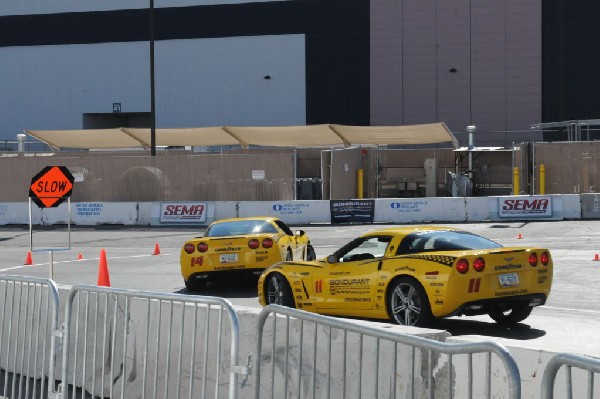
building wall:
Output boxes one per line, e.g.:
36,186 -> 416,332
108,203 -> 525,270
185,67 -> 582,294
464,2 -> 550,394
0,0 -> 369,141
370,0 -> 542,146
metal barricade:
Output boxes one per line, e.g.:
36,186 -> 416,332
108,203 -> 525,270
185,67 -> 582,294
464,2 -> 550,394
541,353 -> 600,399
0,275 -> 60,399
59,285 -> 244,399
254,305 -> 520,399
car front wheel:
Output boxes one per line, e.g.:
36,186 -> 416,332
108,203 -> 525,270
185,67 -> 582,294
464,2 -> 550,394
488,305 -> 533,326
387,277 -> 432,327
265,273 -> 295,307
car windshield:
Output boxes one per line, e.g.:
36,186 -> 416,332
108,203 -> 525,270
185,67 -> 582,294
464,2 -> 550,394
397,230 -> 502,254
205,220 -> 278,237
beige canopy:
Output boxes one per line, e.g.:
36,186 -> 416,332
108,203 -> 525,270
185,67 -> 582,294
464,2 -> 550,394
27,122 -> 457,150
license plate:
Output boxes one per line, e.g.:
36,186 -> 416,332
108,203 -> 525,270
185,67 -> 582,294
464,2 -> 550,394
220,254 -> 238,264
498,273 -> 519,287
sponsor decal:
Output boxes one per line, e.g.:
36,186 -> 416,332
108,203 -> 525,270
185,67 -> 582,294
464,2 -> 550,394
315,280 -> 323,293
215,247 -> 242,253
214,265 -> 245,270
499,196 -> 552,218
537,269 -> 548,274
430,282 -> 444,287
434,299 -> 444,305
329,278 -> 371,295
344,298 -> 371,302
395,265 -> 415,272
538,276 -> 548,284
160,202 -> 207,223
293,280 -> 301,285
495,264 -> 522,271
377,289 -> 384,293
256,256 -> 268,262
468,278 -> 481,293
256,250 -> 268,255
330,271 -> 350,275
294,288 -> 302,293
494,289 -> 527,297
296,295 -> 303,300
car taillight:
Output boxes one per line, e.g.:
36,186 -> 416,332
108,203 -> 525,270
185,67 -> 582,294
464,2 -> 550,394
248,239 -> 260,249
455,259 -> 469,274
262,238 -> 274,248
184,243 -> 195,254
197,242 -> 208,253
528,252 -> 538,266
540,251 -> 550,266
473,257 -> 485,272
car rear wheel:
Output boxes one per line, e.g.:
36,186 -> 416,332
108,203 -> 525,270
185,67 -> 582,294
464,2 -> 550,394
488,305 -> 533,326
388,277 -> 432,327
306,245 -> 316,261
265,273 -> 295,307
184,278 -> 206,292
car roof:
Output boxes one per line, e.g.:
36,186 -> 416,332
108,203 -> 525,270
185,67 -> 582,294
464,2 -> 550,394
362,225 -> 461,237
210,216 -> 279,225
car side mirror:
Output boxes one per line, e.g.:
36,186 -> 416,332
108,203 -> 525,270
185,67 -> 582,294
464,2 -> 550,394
295,230 -> 306,236
327,254 -> 337,263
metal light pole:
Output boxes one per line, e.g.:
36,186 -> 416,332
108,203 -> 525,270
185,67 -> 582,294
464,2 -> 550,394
149,0 -> 156,156
466,125 -> 476,179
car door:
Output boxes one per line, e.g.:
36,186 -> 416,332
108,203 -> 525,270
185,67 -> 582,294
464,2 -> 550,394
313,235 -> 392,311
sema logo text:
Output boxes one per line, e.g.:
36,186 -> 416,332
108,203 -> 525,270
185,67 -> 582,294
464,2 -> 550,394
160,202 -> 207,223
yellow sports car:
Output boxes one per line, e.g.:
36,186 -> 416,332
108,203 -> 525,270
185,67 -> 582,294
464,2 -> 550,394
258,226 -> 553,327
181,217 -> 315,291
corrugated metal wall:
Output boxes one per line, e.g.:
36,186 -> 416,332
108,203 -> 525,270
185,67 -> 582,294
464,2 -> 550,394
370,0 -> 543,147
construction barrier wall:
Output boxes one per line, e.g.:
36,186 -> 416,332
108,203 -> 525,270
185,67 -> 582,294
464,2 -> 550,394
0,194 -> 587,226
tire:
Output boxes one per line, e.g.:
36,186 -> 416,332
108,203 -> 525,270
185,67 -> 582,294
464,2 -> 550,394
488,305 -> 533,326
387,277 -> 433,327
285,250 -> 293,261
265,273 -> 295,307
184,278 -> 206,292
306,245 -> 316,261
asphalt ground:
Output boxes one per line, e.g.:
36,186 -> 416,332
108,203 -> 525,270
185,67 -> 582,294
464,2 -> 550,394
0,220 -> 599,357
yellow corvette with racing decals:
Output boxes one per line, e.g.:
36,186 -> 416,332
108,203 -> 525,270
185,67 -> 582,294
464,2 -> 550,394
258,226 -> 553,327
181,217 -> 315,291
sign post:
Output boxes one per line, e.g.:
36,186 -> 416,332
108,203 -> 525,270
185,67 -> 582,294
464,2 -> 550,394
28,166 -> 75,279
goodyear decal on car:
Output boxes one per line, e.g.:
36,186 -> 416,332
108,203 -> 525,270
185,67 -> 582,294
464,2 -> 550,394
215,247 -> 242,253
329,278 -> 370,295
404,254 -> 455,267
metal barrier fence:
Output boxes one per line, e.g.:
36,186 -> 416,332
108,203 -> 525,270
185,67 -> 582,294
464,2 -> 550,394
0,275 -> 60,399
253,304 -> 520,399
541,353 -> 600,399
58,285 -> 244,399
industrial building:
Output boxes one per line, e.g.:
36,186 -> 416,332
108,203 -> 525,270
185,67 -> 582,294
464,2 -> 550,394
1,0 -> 597,150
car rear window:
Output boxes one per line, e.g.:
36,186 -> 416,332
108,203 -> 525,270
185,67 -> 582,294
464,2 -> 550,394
206,220 -> 278,237
397,230 -> 502,254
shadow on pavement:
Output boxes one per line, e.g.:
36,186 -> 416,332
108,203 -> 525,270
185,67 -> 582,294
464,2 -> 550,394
175,279 -> 259,299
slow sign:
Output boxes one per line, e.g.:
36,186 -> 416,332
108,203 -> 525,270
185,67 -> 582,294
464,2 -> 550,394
29,166 -> 75,208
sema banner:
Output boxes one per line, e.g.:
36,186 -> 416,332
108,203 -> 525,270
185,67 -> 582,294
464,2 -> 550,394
160,202 -> 207,223
330,200 -> 374,224
499,196 -> 552,218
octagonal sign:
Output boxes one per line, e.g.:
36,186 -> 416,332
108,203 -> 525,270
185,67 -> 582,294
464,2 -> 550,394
29,166 -> 74,208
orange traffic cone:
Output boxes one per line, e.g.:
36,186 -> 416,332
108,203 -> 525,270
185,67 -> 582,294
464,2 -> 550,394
97,249 -> 111,287
77,253 -> 83,260
594,253 -> 600,261
517,233 -> 523,239
25,251 -> 33,265
153,243 -> 161,255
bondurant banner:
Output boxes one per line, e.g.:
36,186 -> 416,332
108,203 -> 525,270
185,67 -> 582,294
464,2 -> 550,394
330,200 -> 375,224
